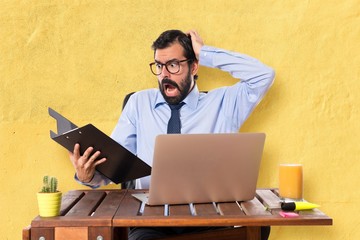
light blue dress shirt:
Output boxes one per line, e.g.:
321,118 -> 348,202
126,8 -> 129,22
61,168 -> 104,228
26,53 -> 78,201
80,45 -> 275,189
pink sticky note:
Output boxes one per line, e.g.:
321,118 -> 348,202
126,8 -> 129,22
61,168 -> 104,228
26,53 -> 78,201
279,211 -> 299,218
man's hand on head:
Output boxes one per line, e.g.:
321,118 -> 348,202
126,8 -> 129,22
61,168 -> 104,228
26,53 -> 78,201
187,30 -> 204,61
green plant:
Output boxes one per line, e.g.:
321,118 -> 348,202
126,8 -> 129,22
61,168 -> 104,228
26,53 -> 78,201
40,176 -> 58,193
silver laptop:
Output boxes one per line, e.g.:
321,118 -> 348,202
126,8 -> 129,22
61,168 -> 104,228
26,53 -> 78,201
132,133 -> 266,205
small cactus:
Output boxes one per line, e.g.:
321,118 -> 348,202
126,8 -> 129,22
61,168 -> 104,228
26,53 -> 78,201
40,176 -> 58,193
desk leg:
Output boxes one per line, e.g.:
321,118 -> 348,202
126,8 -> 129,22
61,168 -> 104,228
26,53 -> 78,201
31,227 -> 54,240
22,225 -> 31,240
246,226 -> 261,240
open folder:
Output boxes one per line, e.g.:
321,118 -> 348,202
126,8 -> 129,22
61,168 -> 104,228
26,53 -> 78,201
49,107 -> 151,184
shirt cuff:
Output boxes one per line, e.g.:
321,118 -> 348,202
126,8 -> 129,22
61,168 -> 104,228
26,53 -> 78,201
74,172 -> 101,189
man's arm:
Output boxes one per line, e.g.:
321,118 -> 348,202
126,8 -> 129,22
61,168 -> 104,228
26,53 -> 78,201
189,30 -> 275,128
202,46 -> 274,127
188,30 -> 274,88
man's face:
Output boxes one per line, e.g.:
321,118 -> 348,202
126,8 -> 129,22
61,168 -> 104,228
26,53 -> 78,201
154,43 -> 198,105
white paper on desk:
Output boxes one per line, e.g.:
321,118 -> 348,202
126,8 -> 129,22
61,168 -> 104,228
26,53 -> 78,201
132,193 -> 150,204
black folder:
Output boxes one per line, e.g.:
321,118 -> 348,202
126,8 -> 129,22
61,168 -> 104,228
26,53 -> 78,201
49,108 -> 151,184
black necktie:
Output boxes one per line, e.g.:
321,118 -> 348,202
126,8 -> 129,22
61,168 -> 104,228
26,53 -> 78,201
167,102 -> 185,134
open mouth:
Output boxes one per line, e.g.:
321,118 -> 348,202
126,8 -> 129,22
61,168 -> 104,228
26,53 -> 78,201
163,83 -> 179,97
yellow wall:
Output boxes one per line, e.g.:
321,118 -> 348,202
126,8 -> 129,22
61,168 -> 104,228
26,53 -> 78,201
1,1 -> 359,239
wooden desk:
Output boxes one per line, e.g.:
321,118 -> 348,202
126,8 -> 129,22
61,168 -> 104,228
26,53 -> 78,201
23,189 -> 332,240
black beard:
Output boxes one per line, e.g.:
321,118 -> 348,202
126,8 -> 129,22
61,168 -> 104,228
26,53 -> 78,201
159,71 -> 193,105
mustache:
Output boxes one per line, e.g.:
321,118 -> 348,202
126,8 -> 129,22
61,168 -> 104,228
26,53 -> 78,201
161,78 -> 180,90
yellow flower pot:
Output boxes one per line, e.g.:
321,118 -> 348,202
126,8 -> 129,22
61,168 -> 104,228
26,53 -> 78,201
37,191 -> 62,217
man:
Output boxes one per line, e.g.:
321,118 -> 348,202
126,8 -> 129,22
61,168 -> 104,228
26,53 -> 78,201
70,29 -> 275,239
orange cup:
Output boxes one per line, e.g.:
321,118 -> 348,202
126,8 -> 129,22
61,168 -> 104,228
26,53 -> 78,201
279,164 -> 303,201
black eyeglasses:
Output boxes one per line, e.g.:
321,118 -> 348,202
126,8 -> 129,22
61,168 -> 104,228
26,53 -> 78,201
149,59 -> 192,76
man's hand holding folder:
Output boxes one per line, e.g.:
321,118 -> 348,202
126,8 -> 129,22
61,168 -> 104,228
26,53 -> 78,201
69,144 -> 107,183
49,107 -> 151,185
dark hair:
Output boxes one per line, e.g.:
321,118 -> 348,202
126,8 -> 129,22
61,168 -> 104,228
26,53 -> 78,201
152,30 -> 198,80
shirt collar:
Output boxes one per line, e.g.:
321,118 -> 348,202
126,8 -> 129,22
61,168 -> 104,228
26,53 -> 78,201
154,84 -> 200,110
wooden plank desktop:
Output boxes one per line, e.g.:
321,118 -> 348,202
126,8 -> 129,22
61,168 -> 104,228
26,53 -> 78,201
24,189 -> 332,240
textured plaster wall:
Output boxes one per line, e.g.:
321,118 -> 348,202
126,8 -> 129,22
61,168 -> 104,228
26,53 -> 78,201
1,1 -> 359,239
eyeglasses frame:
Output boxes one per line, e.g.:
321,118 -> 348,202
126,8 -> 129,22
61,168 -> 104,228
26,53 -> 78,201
149,59 -> 193,76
